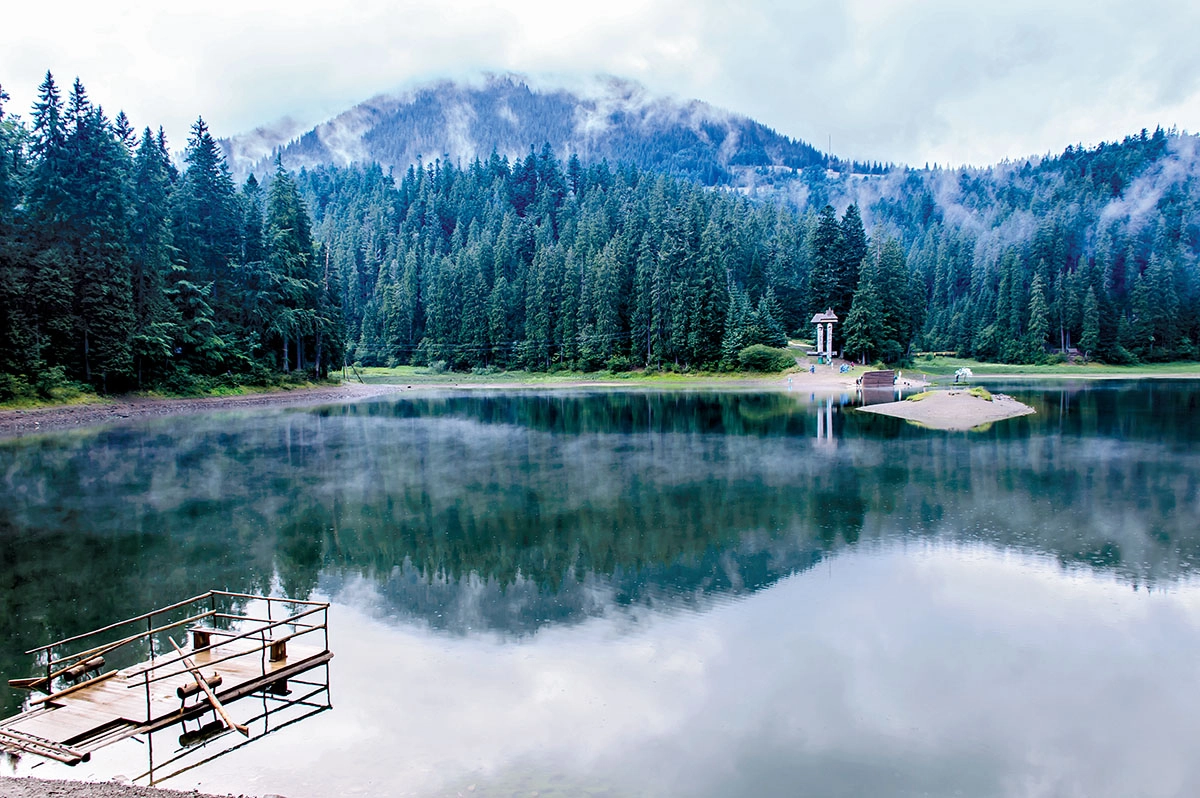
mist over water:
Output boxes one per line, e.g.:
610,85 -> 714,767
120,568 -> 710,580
1,384 -> 1198,796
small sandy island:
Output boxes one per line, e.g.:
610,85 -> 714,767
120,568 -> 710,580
856,389 -> 1035,431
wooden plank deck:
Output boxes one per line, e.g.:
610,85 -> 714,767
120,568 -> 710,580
0,635 -> 332,758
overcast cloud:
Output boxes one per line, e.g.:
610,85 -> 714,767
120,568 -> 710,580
2,0 -> 1198,167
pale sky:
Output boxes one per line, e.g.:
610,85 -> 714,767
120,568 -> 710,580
2,0 -> 1198,167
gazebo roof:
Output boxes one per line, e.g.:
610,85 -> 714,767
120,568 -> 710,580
810,309 -> 839,324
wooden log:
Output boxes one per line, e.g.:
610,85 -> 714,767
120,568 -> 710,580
166,638 -> 248,739
0,728 -> 90,765
28,670 -> 118,707
177,673 -> 223,700
168,639 -> 249,737
63,656 -> 105,681
178,719 -> 226,747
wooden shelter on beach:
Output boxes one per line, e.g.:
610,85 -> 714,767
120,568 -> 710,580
0,591 -> 333,768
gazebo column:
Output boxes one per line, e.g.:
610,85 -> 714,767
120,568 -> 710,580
816,323 -> 824,359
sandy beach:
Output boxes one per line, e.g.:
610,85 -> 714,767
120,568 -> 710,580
857,389 -> 1036,430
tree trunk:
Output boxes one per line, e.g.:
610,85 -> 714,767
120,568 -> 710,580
314,330 -> 322,379
283,335 -> 289,373
83,329 -> 90,383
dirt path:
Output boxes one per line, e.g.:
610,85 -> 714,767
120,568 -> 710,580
0,383 -> 404,441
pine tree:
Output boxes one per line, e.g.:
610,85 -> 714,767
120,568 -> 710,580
837,204 -> 867,314
843,279 -> 885,364
129,127 -> 177,386
806,205 -> 842,316
720,281 -> 753,367
173,117 -> 239,319
1026,272 -> 1050,360
262,158 -> 319,372
1080,287 -> 1100,360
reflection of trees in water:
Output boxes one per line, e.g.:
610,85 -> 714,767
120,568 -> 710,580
0,385 -> 1197,708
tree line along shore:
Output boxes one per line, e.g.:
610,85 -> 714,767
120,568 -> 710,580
2,74 -> 1199,408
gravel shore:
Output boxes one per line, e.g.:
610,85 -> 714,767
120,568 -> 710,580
0,383 -> 403,440
0,775 -> 253,798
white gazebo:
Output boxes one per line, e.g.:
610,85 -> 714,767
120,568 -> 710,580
811,309 -> 839,363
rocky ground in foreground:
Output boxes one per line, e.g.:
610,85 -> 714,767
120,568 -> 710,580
0,775 -> 256,798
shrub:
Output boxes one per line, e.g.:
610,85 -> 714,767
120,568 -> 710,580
605,355 -> 634,373
35,366 -> 85,401
0,374 -> 34,402
737,345 -> 795,372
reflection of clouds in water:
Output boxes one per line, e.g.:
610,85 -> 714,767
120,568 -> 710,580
177,545 -> 1200,798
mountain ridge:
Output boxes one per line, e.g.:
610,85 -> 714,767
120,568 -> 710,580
219,73 -> 857,187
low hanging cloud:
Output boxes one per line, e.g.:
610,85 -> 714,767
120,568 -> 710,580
2,0 -> 1198,167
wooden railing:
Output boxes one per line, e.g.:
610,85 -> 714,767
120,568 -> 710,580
16,591 -> 329,705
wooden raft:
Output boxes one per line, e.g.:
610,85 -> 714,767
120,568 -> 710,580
0,591 -> 333,764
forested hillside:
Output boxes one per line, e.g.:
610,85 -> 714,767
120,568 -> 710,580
1,71 -> 1198,401
0,74 -> 341,398
302,149 -> 812,371
302,127 -> 1200,370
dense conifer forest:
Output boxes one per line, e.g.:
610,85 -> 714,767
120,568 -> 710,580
0,74 -> 341,398
1,73 -> 1198,398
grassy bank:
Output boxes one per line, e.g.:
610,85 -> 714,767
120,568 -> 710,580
348,365 -> 811,387
0,375 -> 341,411
909,356 -> 1200,379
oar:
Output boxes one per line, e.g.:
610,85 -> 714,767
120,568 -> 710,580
169,638 -> 249,737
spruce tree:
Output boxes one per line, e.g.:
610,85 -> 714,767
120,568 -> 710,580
129,127 -> 177,386
1080,287 -> 1100,360
837,204 -> 867,314
1026,272 -> 1050,360
806,205 -> 842,316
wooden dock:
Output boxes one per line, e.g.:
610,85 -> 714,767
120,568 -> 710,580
1,591 -> 333,765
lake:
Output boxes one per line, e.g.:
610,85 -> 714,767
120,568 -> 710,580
2,382 -> 1199,797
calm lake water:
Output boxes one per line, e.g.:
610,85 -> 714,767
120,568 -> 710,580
2,383 -> 1199,797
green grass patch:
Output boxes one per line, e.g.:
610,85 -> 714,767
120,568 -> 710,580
906,391 -> 936,402
909,355 -> 1200,379
968,386 -> 993,401
351,364 -> 804,386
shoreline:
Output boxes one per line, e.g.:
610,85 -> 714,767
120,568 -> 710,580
2,363 -> 1193,441
0,383 -> 405,441
0,776 -> 237,798
0,371 -> 863,441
